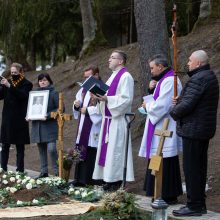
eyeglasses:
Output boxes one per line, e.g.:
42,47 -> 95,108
109,56 -> 121,60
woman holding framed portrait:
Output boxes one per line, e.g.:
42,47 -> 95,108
29,73 -> 59,178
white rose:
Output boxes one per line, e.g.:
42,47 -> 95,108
3,180 -> 8,185
74,190 -> 80,195
26,183 -> 32,190
36,179 -> 43,185
0,168 -> 3,173
6,187 -> 10,191
10,187 -> 17,193
22,179 -> 27,184
2,174 -> 7,179
16,200 -> 23,205
25,176 -> 31,181
10,177 -> 16,182
17,179 -> 22,184
68,188 -> 75,195
30,179 -> 35,184
16,175 -> 21,180
81,192 -> 87,198
32,199 -> 39,204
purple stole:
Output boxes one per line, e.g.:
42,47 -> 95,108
98,67 -> 127,167
146,70 -> 174,159
77,89 -> 93,160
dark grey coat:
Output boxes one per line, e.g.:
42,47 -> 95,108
0,78 -> 33,144
170,64 -> 219,140
31,85 -> 58,143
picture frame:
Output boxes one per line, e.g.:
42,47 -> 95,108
26,90 -> 49,120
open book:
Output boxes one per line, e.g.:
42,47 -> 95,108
80,76 -> 109,96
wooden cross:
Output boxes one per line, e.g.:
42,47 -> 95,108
148,118 -> 173,199
51,92 -> 72,178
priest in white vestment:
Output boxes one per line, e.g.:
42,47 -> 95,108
92,50 -> 134,191
139,54 -> 183,204
72,65 -> 102,186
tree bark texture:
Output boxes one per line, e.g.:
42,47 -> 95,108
199,0 -> 220,19
134,0 -> 170,94
79,0 -> 97,57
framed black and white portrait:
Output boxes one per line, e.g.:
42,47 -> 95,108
26,90 -> 49,120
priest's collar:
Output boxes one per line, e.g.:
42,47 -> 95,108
151,67 -> 171,82
112,66 -> 125,75
187,64 -> 210,77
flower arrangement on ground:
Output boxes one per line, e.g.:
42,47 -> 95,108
0,168 -> 66,208
68,186 -> 104,202
101,188 -> 139,220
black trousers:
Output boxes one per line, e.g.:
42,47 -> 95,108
182,137 -> 209,210
74,147 -> 102,186
1,143 -> 25,172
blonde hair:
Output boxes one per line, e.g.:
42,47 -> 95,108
11,63 -> 23,73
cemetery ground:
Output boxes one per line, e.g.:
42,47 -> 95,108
1,19 -> 220,217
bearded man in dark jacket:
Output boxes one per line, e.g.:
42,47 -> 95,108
0,63 -> 33,172
171,50 -> 219,217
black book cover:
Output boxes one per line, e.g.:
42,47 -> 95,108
81,76 -> 109,95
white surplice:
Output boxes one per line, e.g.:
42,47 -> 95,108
139,76 -> 183,158
93,69 -> 135,182
73,88 -> 102,148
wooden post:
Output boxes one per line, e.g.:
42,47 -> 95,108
51,93 -> 72,178
148,118 -> 173,199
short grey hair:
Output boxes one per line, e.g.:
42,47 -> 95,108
11,63 -> 23,73
191,50 -> 209,65
148,54 -> 169,67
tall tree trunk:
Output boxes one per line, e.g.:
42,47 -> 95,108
210,0 -> 220,18
199,0 -> 220,19
194,0 -> 220,29
79,0 -> 97,57
50,36 -> 57,67
134,0 -> 170,95
199,0 -> 212,19
29,37 -> 36,71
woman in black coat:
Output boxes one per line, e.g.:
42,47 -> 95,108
30,73 -> 59,178
0,63 -> 33,172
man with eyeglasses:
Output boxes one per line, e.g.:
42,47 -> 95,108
92,50 -> 134,191
0,63 -> 33,173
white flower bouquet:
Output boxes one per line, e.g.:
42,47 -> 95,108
68,186 -> 104,202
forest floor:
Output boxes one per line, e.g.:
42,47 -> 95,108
2,19 -> 220,212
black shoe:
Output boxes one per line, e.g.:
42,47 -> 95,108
172,207 -> 203,217
179,205 -> 207,214
36,173 -> 48,179
103,183 -> 112,191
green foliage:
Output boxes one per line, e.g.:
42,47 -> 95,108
102,189 -> 139,220
75,208 -> 151,220
0,0 -> 82,68
165,0 -> 200,36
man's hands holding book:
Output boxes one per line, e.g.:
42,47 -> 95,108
92,93 -> 107,102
